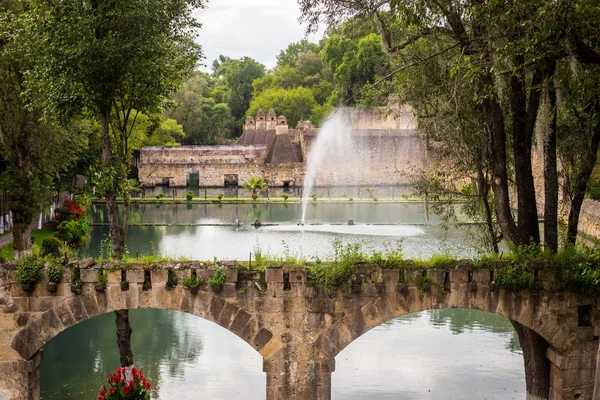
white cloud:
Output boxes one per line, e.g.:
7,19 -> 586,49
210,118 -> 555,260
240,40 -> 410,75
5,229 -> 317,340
194,0 -> 325,71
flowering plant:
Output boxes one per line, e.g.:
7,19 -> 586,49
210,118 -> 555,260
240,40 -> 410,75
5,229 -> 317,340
97,367 -> 151,400
56,200 -> 85,222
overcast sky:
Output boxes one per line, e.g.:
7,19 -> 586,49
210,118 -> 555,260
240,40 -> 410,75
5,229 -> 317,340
194,0 -> 324,71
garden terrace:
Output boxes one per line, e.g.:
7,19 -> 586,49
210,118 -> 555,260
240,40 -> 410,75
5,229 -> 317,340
0,259 -> 599,399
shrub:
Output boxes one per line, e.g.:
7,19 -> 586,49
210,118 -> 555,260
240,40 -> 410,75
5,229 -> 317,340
41,237 -> 63,258
252,193 -> 258,200
282,193 -> 288,201
218,193 -> 224,200
46,259 -> 63,283
182,275 -> 204,289
155,193 -> 165,200
208,266 -> 226,287
15,255 -> 44,284
98,367 -> 151,400
55,218 -> 90,248
348,197 -> 353,201
311,193 -> 317,201
494,262 -> 533,290
186,191 -> 193,201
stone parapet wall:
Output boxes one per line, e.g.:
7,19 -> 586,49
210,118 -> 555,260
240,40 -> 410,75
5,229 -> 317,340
0,259 -> 598,399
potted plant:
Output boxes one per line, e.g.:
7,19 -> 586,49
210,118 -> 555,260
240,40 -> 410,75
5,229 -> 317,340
96,270 -> 107,292
166,269 -> 177,290
70,267 -> 83,294
98,367 -> 151,400
208,266 -> 226,293
182,275 -> 203,294
15,255 -> 44,293
46,259 -> 63,293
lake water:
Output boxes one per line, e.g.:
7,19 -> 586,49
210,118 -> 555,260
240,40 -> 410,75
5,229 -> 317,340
41,202 -> 525,399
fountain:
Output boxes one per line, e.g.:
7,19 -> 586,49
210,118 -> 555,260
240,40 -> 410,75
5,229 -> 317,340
301,109 -> 362,224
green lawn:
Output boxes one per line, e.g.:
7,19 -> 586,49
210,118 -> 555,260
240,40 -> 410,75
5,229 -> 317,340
0,229 -> 55,260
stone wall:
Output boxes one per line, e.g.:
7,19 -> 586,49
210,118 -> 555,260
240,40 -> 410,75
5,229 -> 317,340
0,259 -> 598,399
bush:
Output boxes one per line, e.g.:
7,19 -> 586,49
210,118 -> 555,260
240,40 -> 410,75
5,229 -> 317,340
311,193 -> 317,201
46,259 -> 63,283
55,218 -> 90,248
186,191 -> 193,201
252,193 -> 258,200
218,193 -> 224,200
41,237 -> 63,258
282,193 -> 288,201
182,275 -> 204,289
15,255 -> 44,284
155,193 -> 165,200
208,266 -> 226,287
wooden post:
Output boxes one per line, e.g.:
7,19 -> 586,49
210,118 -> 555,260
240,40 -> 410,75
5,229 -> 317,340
204,188 -> 207,200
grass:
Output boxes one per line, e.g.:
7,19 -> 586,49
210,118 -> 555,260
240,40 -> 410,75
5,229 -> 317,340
0,229 -> 56,260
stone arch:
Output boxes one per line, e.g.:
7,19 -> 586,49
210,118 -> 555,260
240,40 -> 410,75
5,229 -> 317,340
313,286 -> 576,361
10,287 -> 275,361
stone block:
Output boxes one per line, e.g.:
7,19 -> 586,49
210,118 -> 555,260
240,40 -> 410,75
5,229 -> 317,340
289,269 -> 305,283
472,269 -> 491,284
449,269 -> 468,283
151,270 -> 168,284
265,268 -> 283,283
106,271 -> 121,284
126,270 -> 145,284
175,269 -> 191,283
382,269 -> 399,284
225,268 -> 238,283
427,269 -> 445,284
222,283 -> 237,298
80,269 -> 98,283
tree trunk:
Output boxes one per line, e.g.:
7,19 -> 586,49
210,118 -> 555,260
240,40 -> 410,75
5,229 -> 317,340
543,63 -> 558,251
511,320 -> 550,400
567,117 -> 600,245
100,108 -> 134,376
483,90 -> 519,244
115,309 -> 134,367
12,221 -> 31,259
510,66 -> 542,246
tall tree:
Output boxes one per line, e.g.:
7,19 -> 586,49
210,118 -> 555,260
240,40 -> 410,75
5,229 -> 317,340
0,1 -> 86,258
27,0 -> 203,373
299,0 -> 600,398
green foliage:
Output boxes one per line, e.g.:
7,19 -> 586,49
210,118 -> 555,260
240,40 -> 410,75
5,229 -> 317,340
307,239 -> 367,289
15,255 -> 44,284
247,86 -> 319,128
186,191 -> 194,201
41,237 -> 63,258
217,193 -> 224,200
311,193 -> 317,201
494,263 -> 533,291
46,259 -> 63,283
155,193 -> 165,200
167,269 -> 177,288
554,247 -> 600,298
182,274 -> 204,289
282,193 -> 289,201
415,253 -> 456,269
587,179 -> 600,200
208,266 -> 226,287
55,217 -> 90,248
243,177 -> 267,197
98,270 -> 108,285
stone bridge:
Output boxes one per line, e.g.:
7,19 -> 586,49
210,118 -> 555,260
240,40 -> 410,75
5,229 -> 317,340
0,260 -> 598,400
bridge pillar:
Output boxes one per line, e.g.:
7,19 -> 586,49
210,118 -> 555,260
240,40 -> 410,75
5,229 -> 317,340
0,351 -> 42,400
264,358 -> 334,400
547,343 -> 598,400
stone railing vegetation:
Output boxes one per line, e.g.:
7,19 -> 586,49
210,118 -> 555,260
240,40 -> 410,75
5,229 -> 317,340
7,240 -> 600,299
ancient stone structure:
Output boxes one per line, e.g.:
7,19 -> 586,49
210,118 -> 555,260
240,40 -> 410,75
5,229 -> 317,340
0,260 -> 598,399
138,106 -> 425,188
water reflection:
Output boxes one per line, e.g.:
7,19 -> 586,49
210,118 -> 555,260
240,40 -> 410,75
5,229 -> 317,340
41,309 -> 523,399
41,309 -> 264,399
333,309 -> 524,400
